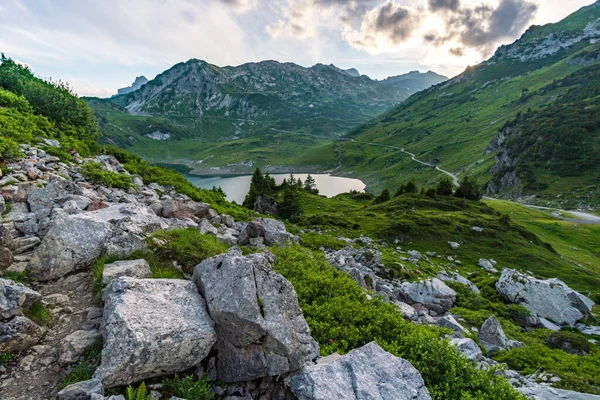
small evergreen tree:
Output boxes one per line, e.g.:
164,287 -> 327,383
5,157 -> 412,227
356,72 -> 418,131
373,188 -> 391,204
454,175 -> 483,201
436,178 -> 454,196
303,174 -> 318,194
404,179 -> 418,194
279,185 -> 302,219
243,168 -> 267,208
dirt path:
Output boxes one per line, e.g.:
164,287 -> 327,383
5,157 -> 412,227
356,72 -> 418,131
0,272 -> 101,400
345,139 -> 599,224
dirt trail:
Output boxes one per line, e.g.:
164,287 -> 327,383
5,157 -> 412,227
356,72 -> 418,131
0,272 -> 101,400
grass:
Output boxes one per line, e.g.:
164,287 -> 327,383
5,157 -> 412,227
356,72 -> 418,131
0,353 -> 14,364
25,301 -> 52,326
2,270 -> 33,284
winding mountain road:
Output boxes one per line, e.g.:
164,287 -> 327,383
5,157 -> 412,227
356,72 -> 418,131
345,139 -> 600,225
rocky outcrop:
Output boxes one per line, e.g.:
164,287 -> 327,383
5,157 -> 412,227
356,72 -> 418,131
57,378 -> 104,400
288,341 -> 431,400
101,259 -> 151,284
28,204 -> 167,281
94,278 -> 216,387
193,249 -> 318,382
396,278 -> 456,314
496,269 -> 594,326
478,316 -> 523,355
449,338 -> 483,362
437,271 -> 480,294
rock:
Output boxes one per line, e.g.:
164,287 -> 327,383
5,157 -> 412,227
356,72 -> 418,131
253,195 -> 278,215
478,259 -> 498,273
538,317 -> 561,332
102,259 -> 151,284
45,293 -> 70,306
394,301 -> 418,321
472,227 -> 484,232
257,218 -> 295,245
27,176 -> 79,216
449,242 -> 460,250
221,214 -> 235,228
198,219 -> 218,235
407,250 -> 422,260
518,383 -> 600,399
193,249 -> 318,382
57,378 -> 104,400
0,278 -> 42,320
478,316 -> 523,355
288,341 -> 431,400
0,225 -> 15,271
28,204 -> 166,281
59,330 -> 101,366
0,316 -> 43,353
162,199 -> 210,221
496,269 -> 594,326
396,278 -> 456,314
437,315 -> 467,333
0,194 -> 5,215
237,221 -> 265,246
578,325 -> 600,336
94,278 -> 216,387
437,271 -> 480,294
449,338 -> 483,362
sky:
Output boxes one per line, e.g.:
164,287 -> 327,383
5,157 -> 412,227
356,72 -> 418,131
0,0 -> 594,97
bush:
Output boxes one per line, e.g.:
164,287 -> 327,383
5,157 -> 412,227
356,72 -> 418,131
271,245 -> 525,399
149,229 -> 229,273
373,188 -> 391,204
300,232 -> 347,251
82,162 -> 132,189
162,374 -> 215,400
25,301 -> 52,326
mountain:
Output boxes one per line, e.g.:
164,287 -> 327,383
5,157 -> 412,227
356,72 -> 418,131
87,61 -> 446,174
116,75 -> 148,96
343,67 -> 360,77
342,1 -> 600,209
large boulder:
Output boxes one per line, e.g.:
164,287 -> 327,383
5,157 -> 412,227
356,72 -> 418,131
161,199 -> 210,221
396,278 -> 456,314
288,342 -> 431,400
101,259 -> 151,284
496,269 -> 594,326
0,316 -> 43,353
437,270 -> 480,294
478,316 -> 523,355
0,278 -> 42,320
28,204 -> 167,281
94,278 -> 216,387
193,249 -> 318,382
27,175 -> 79,215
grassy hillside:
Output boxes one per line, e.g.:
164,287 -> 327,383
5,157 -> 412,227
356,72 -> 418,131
340,2 -> 600,208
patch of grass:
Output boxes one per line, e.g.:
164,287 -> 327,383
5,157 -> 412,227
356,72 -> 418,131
149,229 -> 229,274
82,162 -> 132,189
300,232 -> 347,251
2,200 -> 12,215
161,374 -> 215,400
24,300 -> 51,326
2,270 -> 33,284
59,337 -> 103,390
0,353 -> 14,364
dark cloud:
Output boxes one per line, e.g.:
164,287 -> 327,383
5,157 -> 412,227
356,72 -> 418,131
428,0 -> 460,12
449,47 -> 465,56
372,2 -> 417,43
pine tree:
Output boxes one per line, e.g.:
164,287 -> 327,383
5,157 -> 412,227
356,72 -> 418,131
243,168 -> 265,208
436,178 -> 454,196
454,175 -> 482,201
279,185 -> 302,219
303,174 -> 316,191
373,188 -> 391,204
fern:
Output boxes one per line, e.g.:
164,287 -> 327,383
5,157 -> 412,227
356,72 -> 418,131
126,382 -> 148,400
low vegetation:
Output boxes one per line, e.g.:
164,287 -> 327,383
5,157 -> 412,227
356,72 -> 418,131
59,337 -> 103,390
82,162 -> 132,189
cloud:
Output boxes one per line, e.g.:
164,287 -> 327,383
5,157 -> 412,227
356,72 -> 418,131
219,0 -> 258,12
343,1 -> 419,53
428,0 -> 460,12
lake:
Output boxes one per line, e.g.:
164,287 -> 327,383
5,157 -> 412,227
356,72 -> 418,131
184,173 -> 366,204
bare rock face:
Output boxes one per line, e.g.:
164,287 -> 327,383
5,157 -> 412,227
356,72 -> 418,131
193,249 -> 318,382
396,278 -> 457,314
496,269 -> 594,326
0,278 -> 42,320
0,316 -> 43,353
288,342 -> 431,400
94,278 -> 216,387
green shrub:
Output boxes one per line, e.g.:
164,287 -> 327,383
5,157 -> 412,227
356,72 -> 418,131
162,374 -> 215,400
0,353 -> 13,364
149,229 -> 229,273
300,232 -> 347,251
546,330 -> 592,355
2,270 -> 32,284
82,162 -> 132,189
25,301 -> 52,326
271,245 -> 525,399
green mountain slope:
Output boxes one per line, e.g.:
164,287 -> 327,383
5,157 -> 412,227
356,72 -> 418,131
342,1 -> 600,209
86,61 -> 446,174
